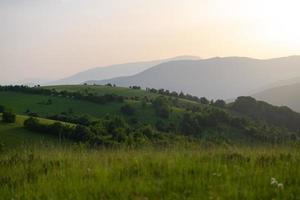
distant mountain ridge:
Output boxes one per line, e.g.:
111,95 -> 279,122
86,56 -> 300,100
47,56 -> 200,85
252,82 -> 300,112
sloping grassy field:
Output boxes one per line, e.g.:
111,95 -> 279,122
0,91 -> 182,125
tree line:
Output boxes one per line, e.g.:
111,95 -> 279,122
23,116 -> 174,147
230,96 -> 300,132
180,106 -> 298,143
0,85 -> 124,104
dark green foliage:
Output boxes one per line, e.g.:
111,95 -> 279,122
179,106 -> 299,143
230,96 -> 300,132
0,105 -> 5,113
152,96 -> 170,118
24,117 -> 75,141
120,104 -> 135,115
200,97 -> 209,105
130,86 -> 141,90
146,87 -> 211,104
155,120 -> 167,132
77,115 -> 94,126
23,116 -> 173,146
74,125 -> 94,142
213,99 -> 226,108
2,111 -> 16,123
48,114 -> 94,126
180,108 -> 230,136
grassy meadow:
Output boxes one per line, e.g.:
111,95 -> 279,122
1,145 -> 300,200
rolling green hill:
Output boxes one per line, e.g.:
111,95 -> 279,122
0,85 -> 201,128
0,91 -> 180,125
0,85 -> 299,146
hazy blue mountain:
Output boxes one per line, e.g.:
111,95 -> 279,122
86,56 -> 300,100
252,82 -> 300,112
47,56 -> 200,85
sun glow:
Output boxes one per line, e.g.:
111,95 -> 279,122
1,0 -> 300,82
249,0 -> 300,46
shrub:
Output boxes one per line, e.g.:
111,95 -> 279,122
2,111 -> 16,123
0,105 -> 5,113
155,120 -> 167,132
120,104 -> 135,115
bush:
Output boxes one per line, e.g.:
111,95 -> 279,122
24,117 -> 40,129
120,104 -> 135,116
155,120 -> 167,132
2,111 -> 16,123
0,105 -> 4,113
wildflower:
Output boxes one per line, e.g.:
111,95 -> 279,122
277,183 -> 284,190
270,177 -> 284,190
271,177 -> 278,185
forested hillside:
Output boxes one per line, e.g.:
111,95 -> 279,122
0,85 -> 299,148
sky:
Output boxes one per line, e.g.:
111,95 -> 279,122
1,0 -> 300,84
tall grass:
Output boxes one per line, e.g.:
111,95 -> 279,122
1,145 -> 299,199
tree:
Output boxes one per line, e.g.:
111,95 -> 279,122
152,96 -> 170,118
213,99 -> 226,108
74,125 -> 94,142
200,97 -> 209,105
2,111 -> 16,123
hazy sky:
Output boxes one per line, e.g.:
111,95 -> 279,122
1,0 -> 300,83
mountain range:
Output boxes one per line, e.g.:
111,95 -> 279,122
47,56 -> 200,85
86,56 -> 300,100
